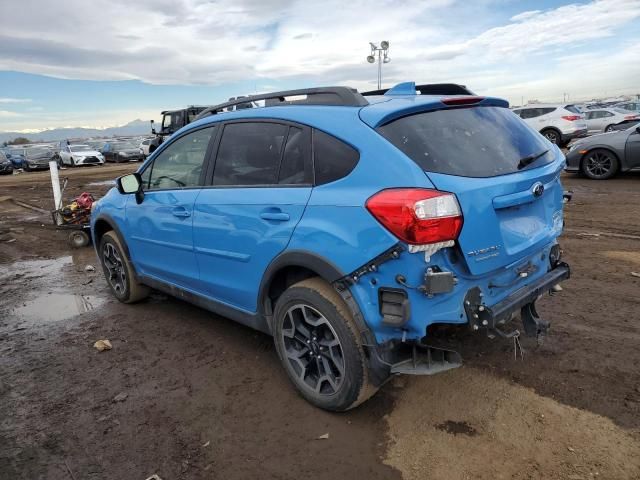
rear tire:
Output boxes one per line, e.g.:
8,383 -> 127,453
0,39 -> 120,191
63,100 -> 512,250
99,231 -> 149,303
581,148 -> 619,180
541,128 -> 562,146
272,277 -> 377,411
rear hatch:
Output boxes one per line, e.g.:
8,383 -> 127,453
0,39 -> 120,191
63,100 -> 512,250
377,104 -> 564,276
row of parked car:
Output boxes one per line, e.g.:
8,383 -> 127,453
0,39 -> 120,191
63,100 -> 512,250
512,101 -> 639,147
0,137 -> 153,174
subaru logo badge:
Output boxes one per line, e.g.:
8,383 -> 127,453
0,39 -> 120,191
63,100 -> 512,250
532,182 -> 545,197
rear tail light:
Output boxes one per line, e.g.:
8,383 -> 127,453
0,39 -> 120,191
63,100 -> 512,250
624,115 -> 638,120
561,115 -> 582,121
366,188 -> 463,245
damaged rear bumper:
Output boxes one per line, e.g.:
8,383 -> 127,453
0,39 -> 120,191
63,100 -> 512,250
464,262 -> 570,334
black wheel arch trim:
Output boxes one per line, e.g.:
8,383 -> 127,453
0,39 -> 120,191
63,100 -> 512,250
258,249 -> 345,318
92,214 -> 137,278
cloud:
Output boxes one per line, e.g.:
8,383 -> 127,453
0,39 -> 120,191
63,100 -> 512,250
0,0 -> 639,129
0,97 -> 32,103
510,10 -> 541,22
0,110 -> 21,118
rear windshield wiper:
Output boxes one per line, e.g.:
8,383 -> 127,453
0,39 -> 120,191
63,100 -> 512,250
517,149 -> 549,170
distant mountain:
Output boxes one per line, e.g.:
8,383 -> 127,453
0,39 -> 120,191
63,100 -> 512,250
0,119 -> 152,144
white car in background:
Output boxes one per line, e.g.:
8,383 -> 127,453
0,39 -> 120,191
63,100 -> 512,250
57,144 -> 105,167
584,108 -> 640,134
512,104 -> 587,146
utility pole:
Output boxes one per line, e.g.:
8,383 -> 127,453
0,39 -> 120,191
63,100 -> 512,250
367,41 -> 391,90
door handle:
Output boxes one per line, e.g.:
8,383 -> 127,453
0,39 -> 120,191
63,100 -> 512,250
260,211 -> 290,222
171,207 -> 191,218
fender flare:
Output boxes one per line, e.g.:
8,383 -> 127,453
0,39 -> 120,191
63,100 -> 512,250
257,249 -> 345,317
92,213 -> 132,261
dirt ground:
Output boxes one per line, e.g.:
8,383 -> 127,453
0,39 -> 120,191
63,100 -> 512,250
1,164 -> 639,479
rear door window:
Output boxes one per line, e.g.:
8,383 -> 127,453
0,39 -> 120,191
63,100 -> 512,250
377,106 -> 554,178
213,122 -> 287,186
278,127 -> 312,185
565,105 -> 581,114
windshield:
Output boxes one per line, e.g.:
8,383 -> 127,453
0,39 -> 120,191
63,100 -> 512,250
112,142 -> 137,150
377,106 -> 555,178
26,148 -> 51,157
69,145 -> 92,152
9,149 -> 25,155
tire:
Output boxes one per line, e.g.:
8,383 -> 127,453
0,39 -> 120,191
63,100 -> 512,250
581,148 -> 619,180
272,277 -> 377,411
604,124 -> 615,133
541,128 -> 562,146
68,230 -> 90,248
22,163 -> 30,172
99,231 -> 149,303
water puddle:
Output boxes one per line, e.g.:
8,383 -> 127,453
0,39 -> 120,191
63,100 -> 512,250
0,256 -> 72,283
10,293 -> 105,326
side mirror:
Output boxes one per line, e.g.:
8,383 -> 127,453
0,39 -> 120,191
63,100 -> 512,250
116,173 -> 145,204
150,119 -> 156,135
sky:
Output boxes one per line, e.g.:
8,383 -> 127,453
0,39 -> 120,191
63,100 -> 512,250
0,0 -> 639,132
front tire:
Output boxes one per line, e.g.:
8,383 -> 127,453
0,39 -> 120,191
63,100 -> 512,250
581,148 -> 619,180
99,231 -> 149,303
272,277 -> 377,411
605,124 -> 615,133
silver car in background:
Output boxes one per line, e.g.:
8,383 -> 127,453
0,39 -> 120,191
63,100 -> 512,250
512,103 -> 587,146
615,101 -> 640,114
583,108 -> 640,134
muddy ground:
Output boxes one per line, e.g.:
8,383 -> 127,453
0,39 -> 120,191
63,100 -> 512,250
0,164 -> 639,479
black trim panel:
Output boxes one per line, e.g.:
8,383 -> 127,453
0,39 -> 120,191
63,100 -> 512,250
140,275 -> 271,334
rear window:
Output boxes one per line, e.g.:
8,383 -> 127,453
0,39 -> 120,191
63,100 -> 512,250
377,106 -> 554,178
565,105 -> 581,114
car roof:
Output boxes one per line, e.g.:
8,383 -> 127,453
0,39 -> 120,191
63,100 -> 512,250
186,86 -> 509,133
515,103 -> 574,109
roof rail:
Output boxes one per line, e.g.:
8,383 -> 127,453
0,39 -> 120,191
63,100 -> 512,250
195,86 -> 368,119
361,83 -> 474,96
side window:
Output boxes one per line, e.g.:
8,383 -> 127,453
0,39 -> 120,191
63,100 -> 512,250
278,127 -> 311,185
313,129 -> 359,185
213,122 -> 287,186
512,109 -> 523,117
602,111 -> 614,117
520,109 -> 536,119
147,126 -> 214,190
540,108 -> 556,115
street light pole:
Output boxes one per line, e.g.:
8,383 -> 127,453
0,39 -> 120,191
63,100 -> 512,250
367,41 -> 390,90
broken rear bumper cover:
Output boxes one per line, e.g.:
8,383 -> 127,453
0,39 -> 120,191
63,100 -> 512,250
355,262 -> 570,384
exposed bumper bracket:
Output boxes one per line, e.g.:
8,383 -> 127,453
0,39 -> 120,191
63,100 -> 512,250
390,342 -> 462,375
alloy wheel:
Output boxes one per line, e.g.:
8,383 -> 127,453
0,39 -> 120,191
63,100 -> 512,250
281,304 -> 345,395
102,243 -> 127,295
584,151 -> 613,178
543,131 -> 559,144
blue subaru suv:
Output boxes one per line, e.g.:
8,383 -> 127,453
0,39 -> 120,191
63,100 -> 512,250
92,82 -> 570,411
